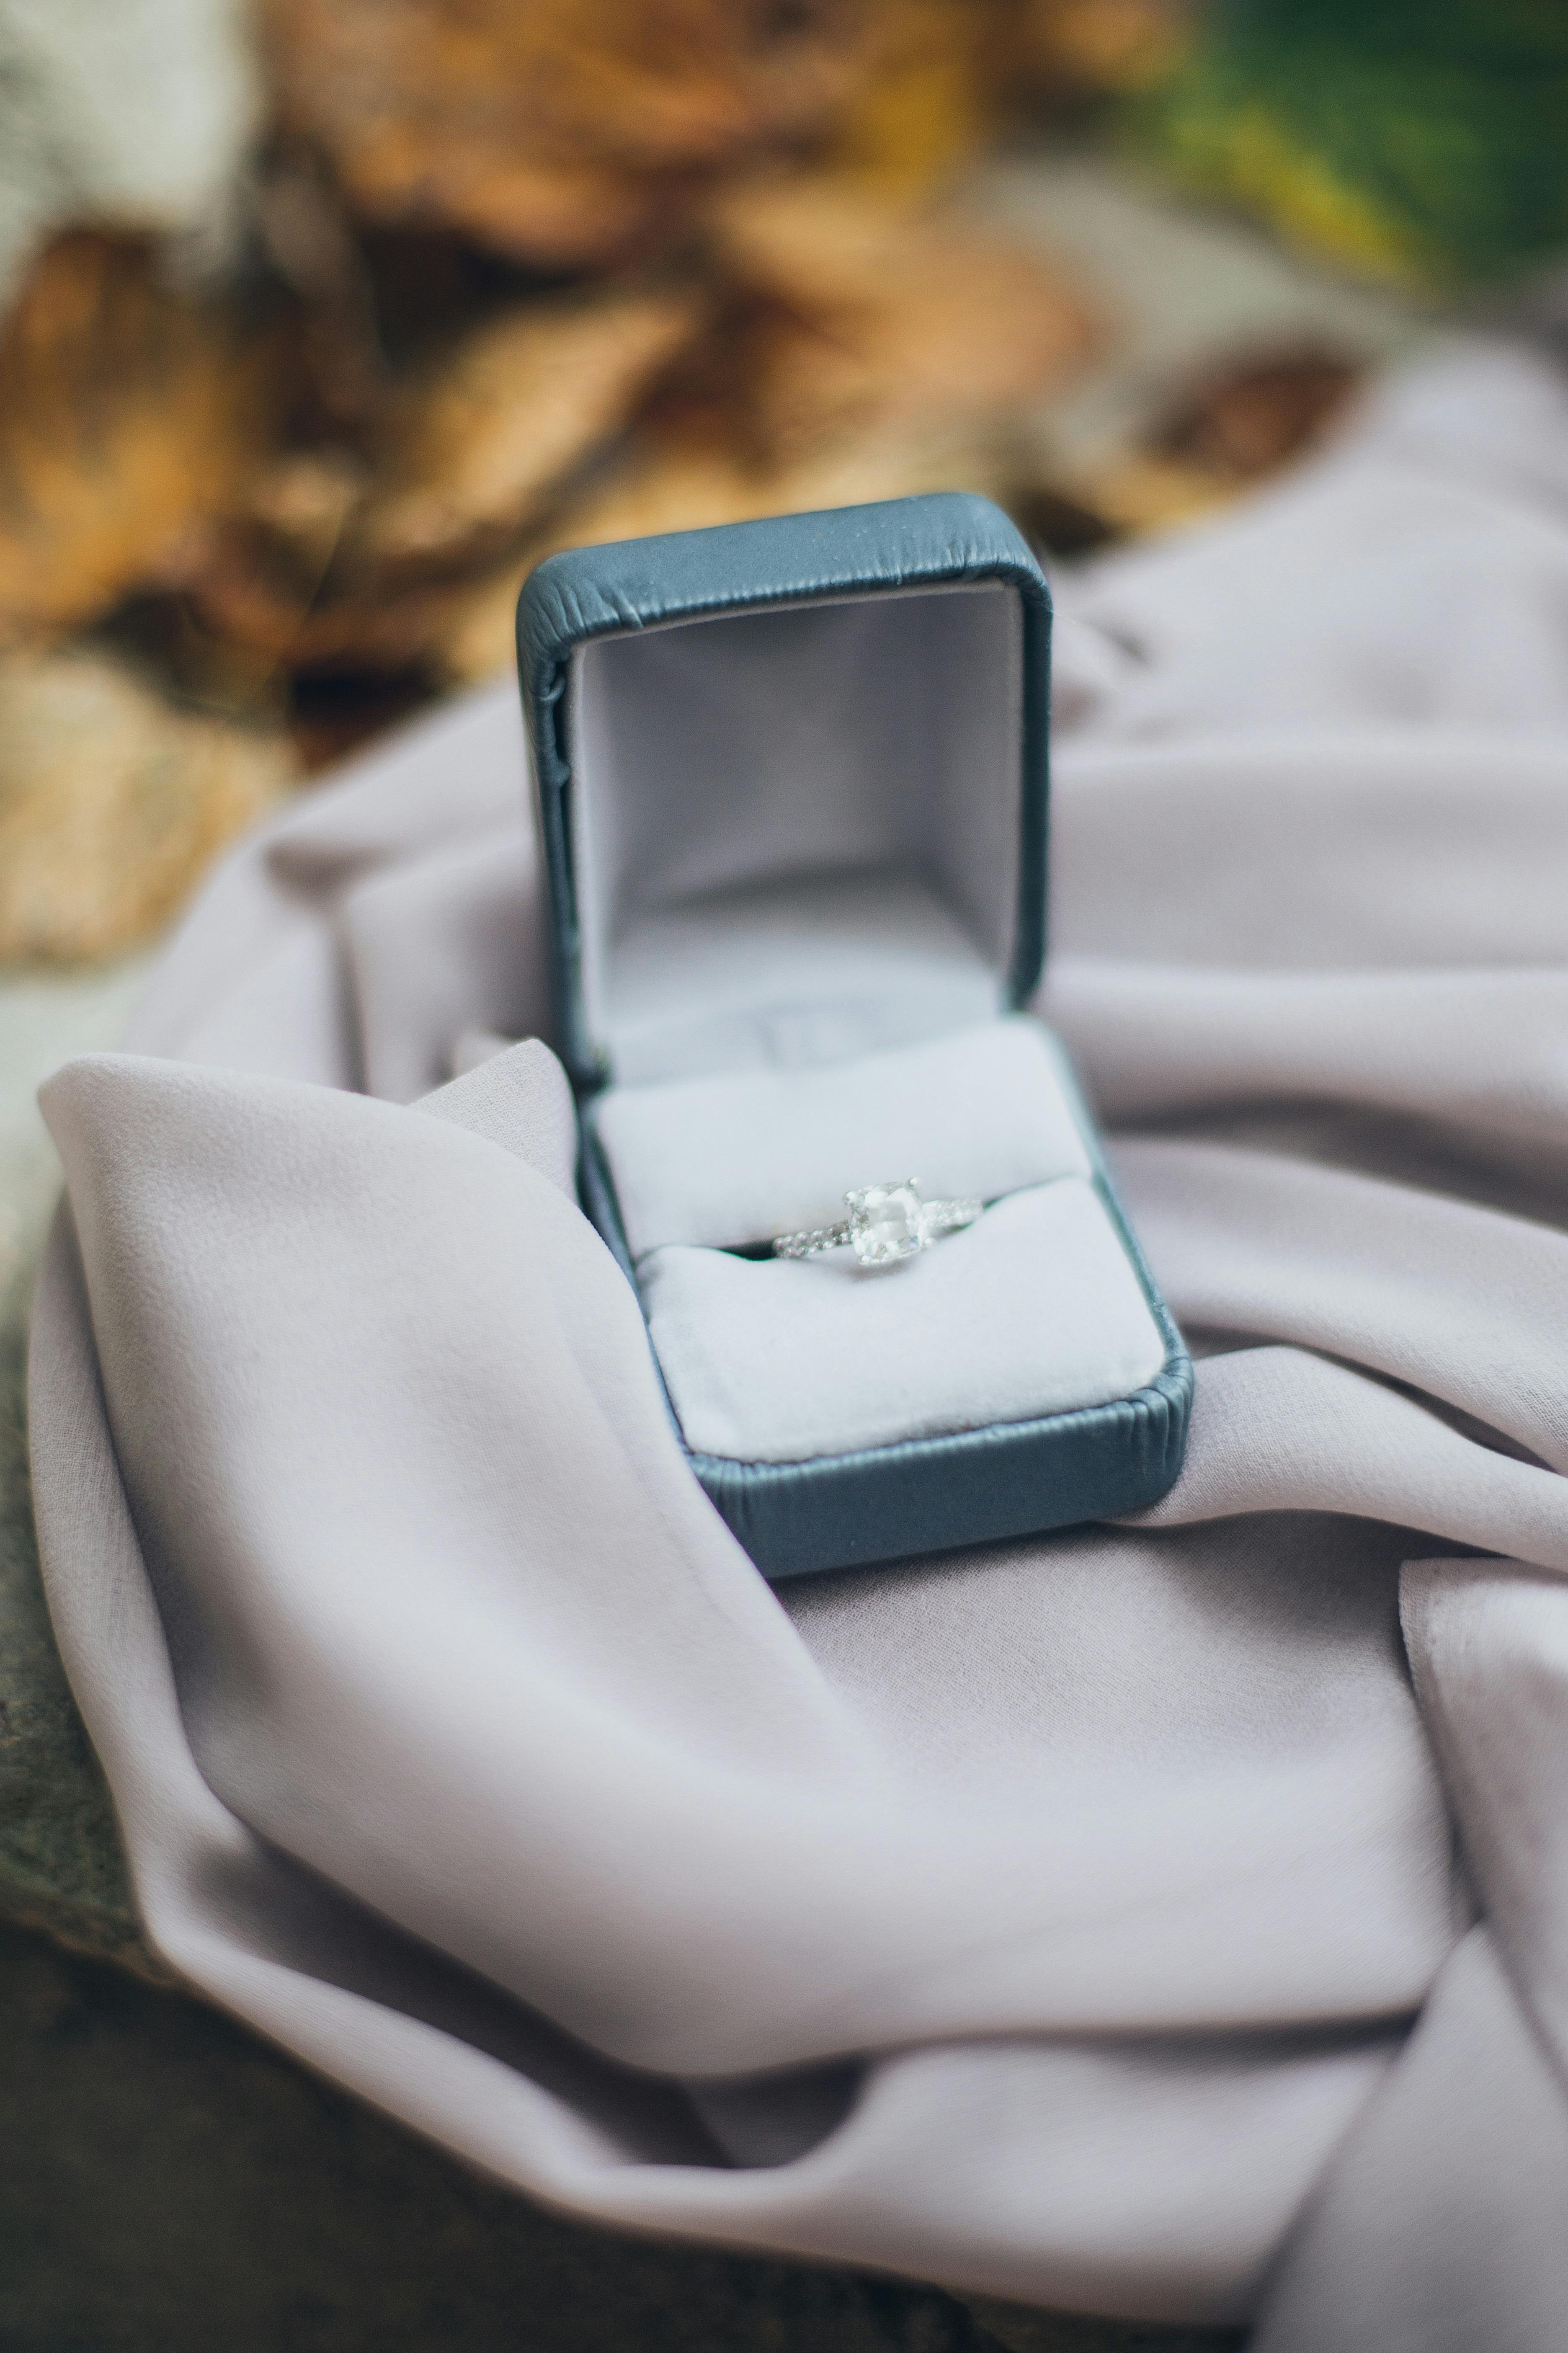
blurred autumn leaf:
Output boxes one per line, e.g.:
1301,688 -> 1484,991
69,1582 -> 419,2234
0,650 -> 296,962
706,179 -> 1099,459
0,0 -> 1391,969
354,288 -> 705,567
260,0 -> 886,268
426,179 -> 1100,682
1151,348 -> 1358,473
821,0 -> 1008,187
1020,0 -> 1191,96
186,169 -> 1104,687
0,234 -> 287,649
187,284 -> 708,669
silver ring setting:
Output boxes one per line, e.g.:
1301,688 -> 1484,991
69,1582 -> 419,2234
773,1179 -> 984,1270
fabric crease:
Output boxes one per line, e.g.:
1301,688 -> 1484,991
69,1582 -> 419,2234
27,341 -> 1568,2343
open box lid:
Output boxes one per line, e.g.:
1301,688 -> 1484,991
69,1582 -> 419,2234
516,492 -> 1052,1095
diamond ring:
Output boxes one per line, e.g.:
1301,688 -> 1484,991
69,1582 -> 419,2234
773,1179 -> 984,1269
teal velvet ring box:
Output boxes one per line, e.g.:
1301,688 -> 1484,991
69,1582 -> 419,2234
517,491 -> 1191,1580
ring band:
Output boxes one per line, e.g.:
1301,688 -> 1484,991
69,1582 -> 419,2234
773,1179 -> 984,1269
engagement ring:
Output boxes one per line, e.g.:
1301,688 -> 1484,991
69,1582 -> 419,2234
773,1179 -> 984,1269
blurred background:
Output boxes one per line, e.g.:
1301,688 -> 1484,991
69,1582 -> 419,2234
5,0 -> 1568,982
3,7 -> 1568,2345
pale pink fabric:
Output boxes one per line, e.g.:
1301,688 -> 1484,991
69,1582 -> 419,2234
28,343 -> 1568,2345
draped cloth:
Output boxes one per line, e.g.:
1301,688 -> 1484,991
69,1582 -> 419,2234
27,343 -> 1568,2346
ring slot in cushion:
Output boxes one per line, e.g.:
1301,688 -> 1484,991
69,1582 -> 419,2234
639,1179 -> 1168,1464
593,1017 -> 1093,1261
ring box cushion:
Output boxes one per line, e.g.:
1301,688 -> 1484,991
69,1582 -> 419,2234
620,1024 -> 1171,1460
591,1019 -> 1091,1259
518,493 -> 1191,1579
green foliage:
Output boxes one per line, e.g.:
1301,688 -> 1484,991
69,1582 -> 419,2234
1130,0 -> 1568,284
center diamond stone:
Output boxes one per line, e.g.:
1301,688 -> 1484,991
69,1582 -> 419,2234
844,1181 -> 928,1269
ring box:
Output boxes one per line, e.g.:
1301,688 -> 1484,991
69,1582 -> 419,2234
518,493 -> 1191,1580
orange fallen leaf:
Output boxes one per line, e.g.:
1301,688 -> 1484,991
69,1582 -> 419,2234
188,286 -> 704,671
1150,348 -> 1361,479
0,650 -> 297,964
1020,0 -> 1191,94
822,0 -> 1011,189
1059,448 -> 1236,536
0,234 -> 287,648
707,179 -> 1100,460
353,287 -> 705,568
262,0 -> 883,268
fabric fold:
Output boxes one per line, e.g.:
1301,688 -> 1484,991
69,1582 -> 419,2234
27,340 -> 1568,2341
